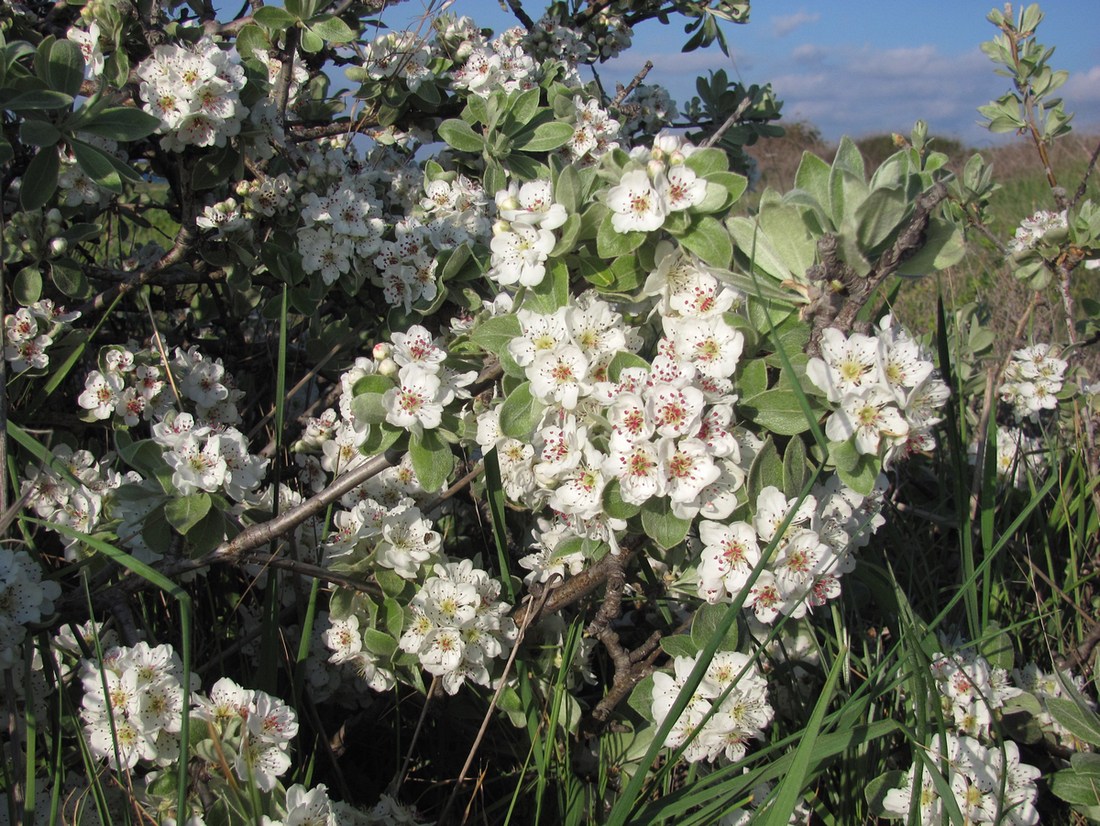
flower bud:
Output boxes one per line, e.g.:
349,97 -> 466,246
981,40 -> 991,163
372,342 -> 393,361
377,357 -> 399,378
49,237 -> 69,256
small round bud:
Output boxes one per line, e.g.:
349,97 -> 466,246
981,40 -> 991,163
377,357 -> 399,378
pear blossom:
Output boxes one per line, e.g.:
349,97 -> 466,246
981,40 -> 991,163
606,169 -> 666,232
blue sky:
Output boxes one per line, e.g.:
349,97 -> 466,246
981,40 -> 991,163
406,0 -> 1099,147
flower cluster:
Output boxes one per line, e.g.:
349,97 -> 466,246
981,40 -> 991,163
807,315 -> 950,463
605,135 -> 707,232
564,95 -> 621,164
998,343 -> 1068,421
21,443 -> 125,559
0,549 -> 61,669
398,560 -> 517,695
1007,208 -> 1067,255
698,479 -> 885,624
488,179 -> 567,287
929,644 -> 1020,737
79,642 -> 192,770
450,26 -> 538,97
381,325 -> 477,436
362,31 -> 433,92
650,650 -> 773,764
192,676 -> 299,792
3,299 -> 80,373
882,734 -> 1039,825
136,37 -> 248,151
298,171 -> 386,287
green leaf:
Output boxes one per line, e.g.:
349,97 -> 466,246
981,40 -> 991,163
361,628 -> 397,657
13,267 -> 42,304
470,313 -> 521,355
677,215 -> 733,268
499,382 -> 544,440
896,220 -> 965,276
307,14 -> 356,42
603,480 -> 641,520
837,453 -> 877,496
747,436 -> 782,505
438,118 -> 484,152
349,374 -> 395,425
641,497 -> 691,551
782,436 -> 809,499
794,151 -> 831,216
607,351 -> 650,381
4,89 -> 74,112
683,148 -> 729,177
627,674 -> 656,722
507,86 -> 541,128
18,119 -> 60,147
409,428 -> 453,494
77,106 -> 160,141
512,121 -> 574,152
299,28 -> 325,54
1047,697 -> 1100,748
554,163 -> 582,214
690,603 -> 739,652
42,38 -> 84,97
254,5 -> 297,27
855,185 -> 908,251
740,389 -> 814,435
1052,754 -> 1100,806
738,358 -> 768,399
660,635 -> 698,659
69,138 -> 121,192
597,213 -> 646,258
192,145 -> 239,191
20,146 -> 59,209
164,493 -> 213,536
359,423 -> 402,458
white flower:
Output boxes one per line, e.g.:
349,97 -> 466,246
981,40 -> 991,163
606,169 -> 666,233
489,222 -> 556,286
528,345 -> 591,410
78,370 -> 124,420
827,387 -> 910,455
697,521 -> 760,602
659,165 -> 707,211
806,328 -> 881,402
383,364 -> 452,431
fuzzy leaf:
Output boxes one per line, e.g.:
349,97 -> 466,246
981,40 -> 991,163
438,118 -> 485,152
512,121 -> 574,152
677,214 -> 733,268
499,381 -> 543,440
641,497 -> 691,550
409,428 -> 453,493
164,492 -> 212,536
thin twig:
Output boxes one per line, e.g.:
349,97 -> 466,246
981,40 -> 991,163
211,449 -> 401,564
612,61 -> 653,107
701,95 -> 754,150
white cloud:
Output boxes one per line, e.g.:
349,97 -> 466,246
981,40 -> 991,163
772,11 -> 821,37
770,45 -> 1013,144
